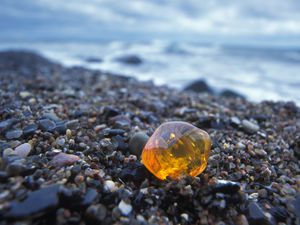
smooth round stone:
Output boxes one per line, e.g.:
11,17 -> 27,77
128,132 -> 149,156
5,129 -> 23,139
141,121 -> 211,180
14,143 -> 32,157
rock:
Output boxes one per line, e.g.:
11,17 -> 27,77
86,204 -> 107,222
184,79 -> 213,93
116,55 -> 143,65
2,148 -> 15,157
118,200 -> 132,215
6,162 -> 27,176
219,89 -> 245,99
109,115 -> 131,129
49,153 -> 80,168
242,119 -> 260,133
230,116 -> 241,127
81,188 -> 98,207
119,162 -> 150,182
254,149 -> 267,157
198,116 -> 226,129
269,206 -> 288,222
128,132 -> 149,156
0,118 -> 18,134
212,180 -> 240,194
38,119 -> 56,131
103,128 -> 126,137
65,120 -> 79,130
247,202 -> 267,225
104,180 -> 117,192
85,57 -> 102,63
41,112 -> 61,122
14,143 -> 32,157
5,129 -> 23,139
56,138 -> 65,147
293,195 -> 300,222
3,185 -> 60,219
23,123 -> 38,136
19,91 -> 32,99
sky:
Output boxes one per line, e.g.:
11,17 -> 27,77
1,0 -> 300,45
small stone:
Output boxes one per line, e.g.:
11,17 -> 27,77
3,185 -> 60,219
118,200 -> 132,216
14,143 -> 32,157
38,119 -> 56,131
2,148 -> 15,157
129,132 -> 149,156
255,149 -> 267,157
6,162 -> 27,176
19,91 -> 32,99
0,119 -> 18,134
56,138 -> 65,147
49,153 -> 80,168
242,119 -> 260,133
247,202 -> 266,225
65,120 -> 79,130
236,142 -> 246,150
41,112 -> 61,122
5,129 -> 23,139
86,204 -> 107,222
104,180 -> 117,192
23,124 -> 38,136
213,180 -> 241,194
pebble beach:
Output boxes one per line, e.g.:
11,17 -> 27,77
0,50 -> 299,225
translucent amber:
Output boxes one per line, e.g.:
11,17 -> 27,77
141,121 -> 211,180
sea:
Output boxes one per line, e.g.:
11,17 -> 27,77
1,41 -> 299,105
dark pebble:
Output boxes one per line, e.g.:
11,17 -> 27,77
219,89 -> 245,99
293,195 -> 300,222
128,132 -> 149,156
103,128 -> 125,137
38,119 -> 56,131
184,79 -> 213,93
2,184 -> 60,219
116,55 -> 143,65
5,129 -> 23,139
85,204 -> 107,223
247,202 -> 267,225
23,123 -> 38,136
0,118 -> 18,134
212,180 -> 240,194
119,162 -> 151,182
269,205 -> 288,222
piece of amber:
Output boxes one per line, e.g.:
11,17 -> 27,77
141,121 -> 211,180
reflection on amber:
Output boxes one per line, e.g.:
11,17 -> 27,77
141,121 -> 211,180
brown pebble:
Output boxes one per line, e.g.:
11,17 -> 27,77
49,152 -> 80,168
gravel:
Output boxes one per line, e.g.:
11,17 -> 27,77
0,50 -> 299,225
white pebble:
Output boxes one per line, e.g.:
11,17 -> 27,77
118,200 -> 132,216
14,143 -> 31,157
104,180 -> 117,192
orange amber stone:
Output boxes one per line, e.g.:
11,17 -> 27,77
141,121 -> 211,180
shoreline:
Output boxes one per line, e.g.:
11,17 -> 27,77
0,50 -> 299,224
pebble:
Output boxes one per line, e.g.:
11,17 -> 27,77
38,119 -> 56,131
2,148 -> 15,157
128,132 -> 149,156
65,120 -> 79,130
247,202 -> 266,225
14,143 -> 32,157
56,138 -> 66,147
19,91 -> 32,99
3,185 -> 60,219
0,118 -> 18,134
86,204 -> 107,222
242,119 -> 260,133
23,124 -> 38,136
118,200 -> 132,216
49,153 -> 80,168
104,180 -> 117,192
5,129 -> 23,139
254,149 -> 267,157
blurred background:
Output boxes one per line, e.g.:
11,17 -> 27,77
1,0 -> 300,104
